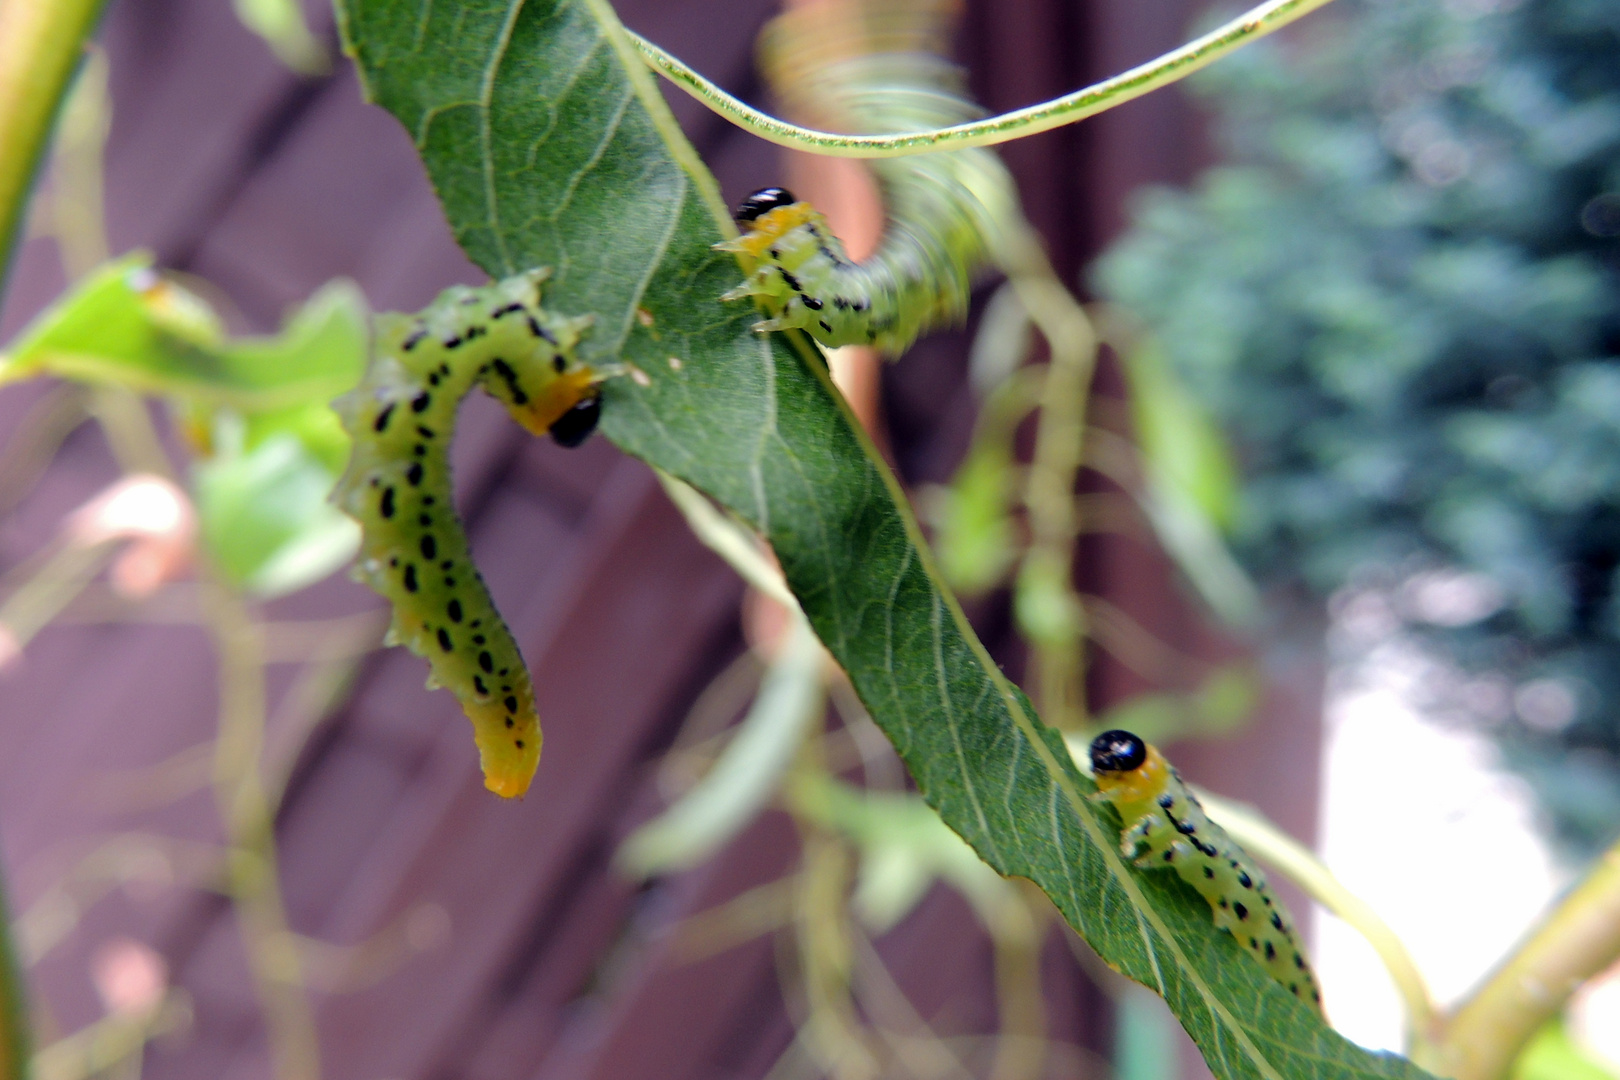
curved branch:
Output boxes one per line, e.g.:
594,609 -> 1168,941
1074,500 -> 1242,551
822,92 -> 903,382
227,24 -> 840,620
630,0 -> 1340,159
1428,839 -> 1620,1080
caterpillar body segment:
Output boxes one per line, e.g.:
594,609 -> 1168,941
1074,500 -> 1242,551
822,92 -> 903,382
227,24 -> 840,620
332,269 -> 605,798
1088,730 -> 1324,1012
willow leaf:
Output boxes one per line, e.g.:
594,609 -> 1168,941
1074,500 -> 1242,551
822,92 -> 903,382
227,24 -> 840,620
334,4 -> 1432,1078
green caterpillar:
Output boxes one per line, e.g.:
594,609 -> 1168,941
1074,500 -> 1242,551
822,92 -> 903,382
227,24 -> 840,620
715,7 -> 1013,357
717,175 -> 990,354
1088,730 -> 1323,1011
333,269 -> 608,799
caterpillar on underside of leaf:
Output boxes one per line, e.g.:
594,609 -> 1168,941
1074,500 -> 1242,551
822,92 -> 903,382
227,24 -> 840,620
1088,729 -> 1324,1013
333,268 -> 612,799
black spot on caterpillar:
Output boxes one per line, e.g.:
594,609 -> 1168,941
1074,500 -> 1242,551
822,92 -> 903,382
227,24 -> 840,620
333,268 -> 608,798
1088,730 -> 1324,1012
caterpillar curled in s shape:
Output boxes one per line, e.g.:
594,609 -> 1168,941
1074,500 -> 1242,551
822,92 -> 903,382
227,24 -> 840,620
1088,730 -> 1323,1012
333,268 -> 612,799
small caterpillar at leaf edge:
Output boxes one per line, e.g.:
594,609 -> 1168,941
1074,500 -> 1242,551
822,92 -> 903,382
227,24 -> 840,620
333,268 -> 613,799
1088,729 -> 1324,1013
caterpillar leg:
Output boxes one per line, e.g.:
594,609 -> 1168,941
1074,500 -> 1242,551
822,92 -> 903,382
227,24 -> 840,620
1121,813 -> 1164,860
719,281 -> 763,303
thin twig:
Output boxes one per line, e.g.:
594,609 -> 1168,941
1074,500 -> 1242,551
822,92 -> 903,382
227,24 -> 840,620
630,0 -> 1339,158
202,584 -> 320,1080
30,995 -> 189,1080
1005,230 -> 1099,731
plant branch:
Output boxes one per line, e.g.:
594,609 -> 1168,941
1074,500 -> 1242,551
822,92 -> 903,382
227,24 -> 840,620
630,0 -> 1339,158
1004,227 -> 1099,731
203,583 -> 319,1080
1426,837 -> 1620,1080
0,0 -> 109,293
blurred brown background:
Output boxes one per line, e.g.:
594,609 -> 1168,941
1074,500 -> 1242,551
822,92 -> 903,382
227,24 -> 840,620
0,0 -> 1322,1076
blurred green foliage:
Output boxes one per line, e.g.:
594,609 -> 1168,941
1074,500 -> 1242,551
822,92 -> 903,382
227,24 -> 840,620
1094,0 -> 1620,847
1,255 -> 368,596
1512,1021 -> 1620,1080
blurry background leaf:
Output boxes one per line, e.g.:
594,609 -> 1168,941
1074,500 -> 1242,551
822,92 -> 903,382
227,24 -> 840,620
1512,1020 -> 1620,1080
1086,664 -> 1261,746
931,443 -> 1019,595
789,772 -> 1011,934
1,255 -> 222,388
191,429 -> 358,598
1121,336 -> 1240,533
618,616 -> 826,877
231,0 -> 328,75
1,256 -> 370,598
2,259 -> 367,412
967,281 -> 1032,395
1121,336 -> 1261,627
929,367 -> 1040,596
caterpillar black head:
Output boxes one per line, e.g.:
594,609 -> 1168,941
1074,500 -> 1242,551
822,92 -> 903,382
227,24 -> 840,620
735,187 -> 798,223
548,395 -> 601,448
1090,730 -> 1147,775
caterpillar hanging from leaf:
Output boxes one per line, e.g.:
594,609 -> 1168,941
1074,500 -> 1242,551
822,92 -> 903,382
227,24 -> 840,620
1088,730 -> 1324,1012
335,7 -> 1016,797
333,268 -> 611,799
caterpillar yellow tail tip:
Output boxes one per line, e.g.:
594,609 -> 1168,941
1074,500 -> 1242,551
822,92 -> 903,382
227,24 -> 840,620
475,707 -> 541,799
484,768 -> 536,800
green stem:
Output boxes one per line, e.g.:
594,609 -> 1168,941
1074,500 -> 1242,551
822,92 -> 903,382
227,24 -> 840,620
203,584 -> 319,1080
630,0 -> 1340,158
0,864 -> 28,1080
1427,837 -> 1620,1080
1004,227 -> 1099,731
0,0 -> 109,294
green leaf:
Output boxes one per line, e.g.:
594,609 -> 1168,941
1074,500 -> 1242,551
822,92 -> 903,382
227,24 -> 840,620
1513,1022 -> 1620,1080
1121,336 -> 1261,626
1,259 -> 370,596
1123,337 -> 1241,531
791,772 -> 1013,934
192,428 -> 360,598
1,257 -> 368,413
336,4 -> 1436,1078
931,442 -> 1019,595
927,365 -> 1040,596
